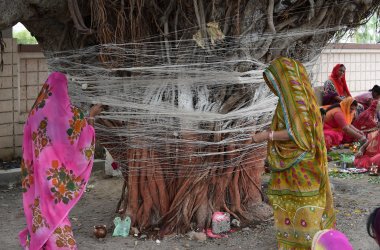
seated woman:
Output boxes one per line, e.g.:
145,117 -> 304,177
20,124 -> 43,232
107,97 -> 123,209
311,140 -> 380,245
322,64 -> 351,105
354,130 -> 380,169
355,85 -> 380,110
352,100 -> 379,133
323,97 -> 366,150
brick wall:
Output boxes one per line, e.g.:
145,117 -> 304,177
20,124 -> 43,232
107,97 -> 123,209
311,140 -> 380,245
0,38 -> 47,160
313,43 -> 380,93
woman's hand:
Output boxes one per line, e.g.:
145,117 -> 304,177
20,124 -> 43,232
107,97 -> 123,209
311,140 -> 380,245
359,135 -> 367,144
89,104 -> 103,118
251,131 -> 269,143
355,147 -> 364,157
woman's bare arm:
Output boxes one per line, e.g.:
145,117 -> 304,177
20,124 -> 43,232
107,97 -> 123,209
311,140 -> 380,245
251,129 -> 290,143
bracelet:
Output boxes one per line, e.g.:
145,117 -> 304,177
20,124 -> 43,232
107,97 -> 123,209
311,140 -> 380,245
269,131 -> 274,141
87,117 -> 95,120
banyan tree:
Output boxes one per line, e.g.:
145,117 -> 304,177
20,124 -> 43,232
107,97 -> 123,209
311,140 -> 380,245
1,0 -> 380,234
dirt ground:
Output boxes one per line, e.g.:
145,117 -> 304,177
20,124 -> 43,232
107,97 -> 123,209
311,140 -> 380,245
1,169 -> 379,250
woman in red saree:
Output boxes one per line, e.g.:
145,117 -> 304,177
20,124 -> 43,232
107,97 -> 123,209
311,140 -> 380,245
322,64 -> 351,105
323,97 -> 366,150
19,72 -> 102,249
352,100 -> 379,133
354,130 -> 380,169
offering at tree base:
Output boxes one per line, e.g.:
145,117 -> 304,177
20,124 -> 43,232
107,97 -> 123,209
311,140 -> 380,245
93,225 -> 107,239
369,164 -> 379,176
212,212 -> 231,234
112,216 -> 131,237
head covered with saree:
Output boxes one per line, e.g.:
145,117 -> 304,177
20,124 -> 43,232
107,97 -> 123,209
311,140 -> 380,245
263,57 -> 335,249
353,100 -> 379,131
329,64 -> 351,97
339,96 -> 356,124
263,57 -> 327,172
324,96 -> 356,129
20,72 -> 95,249
311,229 -> 353,250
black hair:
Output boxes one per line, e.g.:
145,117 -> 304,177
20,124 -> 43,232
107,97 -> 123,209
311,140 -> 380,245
370,85 -> 380,95
319,108 -> 326,116
325,100 -> 357,113
367,207 -> 380,242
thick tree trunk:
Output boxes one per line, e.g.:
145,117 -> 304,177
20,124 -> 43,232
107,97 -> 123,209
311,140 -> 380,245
2,0 -> 380,235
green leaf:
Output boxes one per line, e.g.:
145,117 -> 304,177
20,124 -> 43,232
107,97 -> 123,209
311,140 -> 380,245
59,171 -> 66,180
39,100 -> 45,108
62,197 -> 70,204
67,128 -> 73,136
67,181 -> 76,191
13,30 -> 38,44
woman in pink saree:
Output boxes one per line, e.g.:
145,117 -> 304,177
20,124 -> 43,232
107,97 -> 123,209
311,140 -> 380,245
19,72 -> 102,249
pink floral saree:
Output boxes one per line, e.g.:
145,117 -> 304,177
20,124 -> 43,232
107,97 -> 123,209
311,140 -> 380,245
19,72 -> 95,250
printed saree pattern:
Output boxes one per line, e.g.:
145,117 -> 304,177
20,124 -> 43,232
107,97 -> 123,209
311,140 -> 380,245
19,72 -> 95,250
263,57 -> 335,249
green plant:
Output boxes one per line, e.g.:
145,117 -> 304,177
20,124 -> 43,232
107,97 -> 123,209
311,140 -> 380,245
13,30 -> 38,44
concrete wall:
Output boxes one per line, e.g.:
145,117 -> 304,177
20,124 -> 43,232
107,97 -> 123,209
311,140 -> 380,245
0,38 -> 47,160
313,43 -> 380,94
1,41 -> 380,160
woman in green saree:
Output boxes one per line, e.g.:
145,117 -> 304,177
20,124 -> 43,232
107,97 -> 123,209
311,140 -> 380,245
252,57 -> 335,249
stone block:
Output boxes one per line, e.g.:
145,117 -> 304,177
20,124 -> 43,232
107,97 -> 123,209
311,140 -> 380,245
3,38 -> 13,53
15,135 -> 23,147
26,72 -> 38,86
0,65 -> 13,77
20,72 -> 26,86
12,64 -> 17,76
14,123 -> 24,135
0,88 -> 13,100
15,146 -> 22,157
38,71 -> 48,82
26,59 -> 38,72
26,99 -> 35,111
0,112 -> 13,124
12,39 -> 17,52
2,53 -> 13,65
38,59 -> 48,71
14,112 -> 27,123
20,59 -> 27,73
0,77 -> 13,88
19,86 -> 27,100
0,135 -> 14,148
0,100 -> 13,112
0,147 -> 14,160
27,85 -> 38,99
0,123 -> 13,137
12,52 -> 19,63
